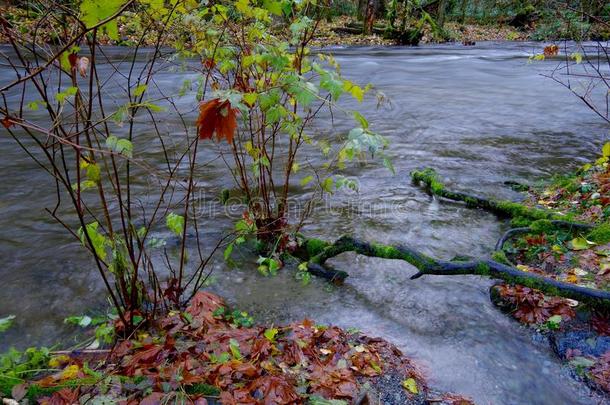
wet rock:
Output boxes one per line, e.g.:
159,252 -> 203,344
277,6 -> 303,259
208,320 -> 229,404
551,331 -> 610,359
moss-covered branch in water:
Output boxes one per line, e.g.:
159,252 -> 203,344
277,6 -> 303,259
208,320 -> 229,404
300,235 -> 610,309
410,168 -> 579,223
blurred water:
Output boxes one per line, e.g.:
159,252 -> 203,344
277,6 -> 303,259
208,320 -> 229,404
1,42 -> 609,404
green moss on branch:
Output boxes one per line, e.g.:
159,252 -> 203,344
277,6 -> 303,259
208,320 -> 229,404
302,235 -> 610,309
411,168 -> 564,223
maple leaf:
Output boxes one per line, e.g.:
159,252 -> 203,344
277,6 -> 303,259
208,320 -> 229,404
197,99 -> 237,143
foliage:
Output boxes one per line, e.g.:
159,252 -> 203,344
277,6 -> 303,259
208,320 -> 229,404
0,0 -> 225,331
0,347 -> 51,397
182,0 -> 390,262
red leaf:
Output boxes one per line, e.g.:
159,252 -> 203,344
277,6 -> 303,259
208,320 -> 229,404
197,99 -> 237,143
68,52 -> 78,69
2,116 -> 14,129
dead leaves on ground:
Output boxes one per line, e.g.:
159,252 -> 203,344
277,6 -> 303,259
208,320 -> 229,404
32,292 -> 432,404
494,283 -> 575,325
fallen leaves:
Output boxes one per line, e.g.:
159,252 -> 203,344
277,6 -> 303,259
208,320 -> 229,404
197,98 -> 238,143
494,283 -> 575,324
23,292 -> 439,404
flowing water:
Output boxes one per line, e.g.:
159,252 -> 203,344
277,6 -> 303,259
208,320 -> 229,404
1,42 -> 610,404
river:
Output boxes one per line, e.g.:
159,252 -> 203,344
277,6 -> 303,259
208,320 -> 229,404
0,42 -> 609,404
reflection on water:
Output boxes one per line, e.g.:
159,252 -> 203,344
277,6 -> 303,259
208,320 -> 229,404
1,42 -> 609,404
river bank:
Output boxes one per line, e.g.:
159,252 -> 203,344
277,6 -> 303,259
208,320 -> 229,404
485,144 -> 610,396
0,292 -> 474,404
1,6 -> 608,48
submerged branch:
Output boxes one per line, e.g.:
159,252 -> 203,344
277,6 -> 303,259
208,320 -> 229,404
410,168 -> 566,221
302,236 -> 610,309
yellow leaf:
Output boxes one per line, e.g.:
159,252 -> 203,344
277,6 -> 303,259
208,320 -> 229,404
243,92 -> 258,107
516,264 -> 530,272
60,364 -> 80,380
48,355 -> 70,368
402,378 -> 418,394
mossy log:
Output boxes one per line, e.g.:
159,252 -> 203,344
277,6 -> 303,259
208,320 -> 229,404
302,236 -> 610,309
410,168 -> 565,221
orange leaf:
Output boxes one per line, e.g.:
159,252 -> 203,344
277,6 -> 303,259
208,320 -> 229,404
197,99 -> 237,143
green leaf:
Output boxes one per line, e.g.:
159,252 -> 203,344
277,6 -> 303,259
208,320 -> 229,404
571,52 -> 583,64
402,378 -> 418,394
0,315 -> 15,333
307,396 -> 348,405
80,0 -> 126,40
59,46 -> 80,71
243,92 -> 258,107
318,70 -> 344,101
166,213 -> 185,237
56,86 -> 78,103
322,177 -> 334,193
133,84 -> 147,97
383,156 -> 395,175
263,0 -> 283,16
223,243 -> 234,261
300,175 -> 314,187
570,237 -> 595,251
264,328 -> 278,342
77,222 -> 107,260
603,142 -> 610,158
352,111 -> 368,129
105,135 -> 133,158
64,315 -> 92,328
229,338 -> 242,360
343,80 -> 365,102
83,162 -> 100,183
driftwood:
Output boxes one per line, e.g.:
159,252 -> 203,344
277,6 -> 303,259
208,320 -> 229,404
302,236 -> 610,309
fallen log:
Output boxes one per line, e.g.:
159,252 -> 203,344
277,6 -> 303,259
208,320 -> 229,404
302,235 -> 610,309
410,168 -> 563,221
